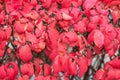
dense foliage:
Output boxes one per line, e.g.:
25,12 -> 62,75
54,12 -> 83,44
0,0 -> 120,80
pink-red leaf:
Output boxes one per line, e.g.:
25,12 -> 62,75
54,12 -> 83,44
78,57 -> 88,77
19,45 -> 32,62
83,0 -> 97,10
94,30 -> 104,48
94,69 -> 105,80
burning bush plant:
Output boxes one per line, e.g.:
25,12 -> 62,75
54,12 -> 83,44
0,0 -> 120,80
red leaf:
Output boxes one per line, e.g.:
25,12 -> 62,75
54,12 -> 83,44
14,21 -> 26,34
86,49 -> 92,65
90,16 -> 100,24
35,76 -> 44,80
0,11 -> 5,24
70,8 -> 80,20
26,22 -> 34,32
21,62 -> 34,77
94,69 -> 105,80
74,21 -> 87,34
108,57 -> 120,69
0,65 -> 6,79
69,59 -> 77,76
83,0 -> 97,10
31,0 -> 37,6
5,62 -> 18,80
0,41 -> 6,50
44,76 -> 51,80
61,55 -> 69,73
62,0 -> 71,8
30,40 -> 46,52
0,49 -> 4,57
47,26 -> 59,49
78,57 -> 88,77
5,1 -> 14,13
52,55 -> 62,73
22,2 -> 33,13
25,32 -> 37,43
107,48 -> 115,56
61,32 -> 78,46
18,75 -> 29,80
8,62 -> 18,77
5,27 -> 12,39
87,22 -> 97,32
41,0 -> 52,8
94,30 -> 104,48
44,64 -> 51,76
78,35 -> 88,49
0,30 -> 7,41
107,0 -> 120,7
7,68 -> 15,80
30,11 -> 39,20
88,30 -> 96,45
19,45 -> 32,62
62,12 -> 72,20
107,68 -> 118,80
34,64 -> 41,76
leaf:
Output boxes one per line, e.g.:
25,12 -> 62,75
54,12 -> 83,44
41,0 -> 52,8
9,62 -> 18,78
5,27 -> 12,39
94,69 -> 105,80
14,21 -> 26,34
5,1 -> 14,13
70,8 -> 80,19
107,0 -> 120,7
78,57 -> 88,77
78,35 -> 88,49
25,32 -> 37,43
35,76 -> 44,80
7,68 -> 15,80
34,64 -> 41,76
0,30 -> 7,41
87,22 -> 97,32
112,10 -> 120,24
94,30 -> 104,48
107,48 -> 115,56
44,76 -> 51,80
21,63 -> 34,77
47,27 -> 59,49
19,45 -> 32,62
52,55 -> 62,73
26,22 -> 34,32
0,65 -> 6,79
62,12 -> 72,20
62,0 -> 71,8
44,64 -> 51,76
83,0 -> 97,10
31,0 -> 37,6
18,75 -> 29,80
0,11 -> 5,24
107,68 -> 117,80
61,55 -> 69,73
69,59 -> 77,76
5,62 -> 19,80
90,15 -> 100,24
74,21 -> 86,34
86,49 -> 92,65
108,57 -> 120,69
62,32 -> 78,45
0,49 -> 4,57
88,30 -> 95,45
22,2 -> 33,13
